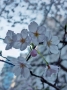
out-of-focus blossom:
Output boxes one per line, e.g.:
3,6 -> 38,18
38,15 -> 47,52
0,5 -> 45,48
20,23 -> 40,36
4,30 -> 16,50
14,78 -> 33,90
44,65 -> 59,77
13,29 -> 31,51
28,21 -> 46,45
61,45 -> 67,60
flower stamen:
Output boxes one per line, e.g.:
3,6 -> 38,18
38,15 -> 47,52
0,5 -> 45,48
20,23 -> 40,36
34,31 -> 39,37
47,40 -> 52,47
20,38 -> 25,43
20,63 -> 26,68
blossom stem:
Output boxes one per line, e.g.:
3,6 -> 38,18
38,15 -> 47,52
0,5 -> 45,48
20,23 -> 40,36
30,43 -> 50,68
36,50 -> 50,68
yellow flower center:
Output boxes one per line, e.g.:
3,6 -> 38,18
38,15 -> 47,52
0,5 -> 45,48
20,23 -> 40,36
20,38 -> 25,43
34,31 -> 39,37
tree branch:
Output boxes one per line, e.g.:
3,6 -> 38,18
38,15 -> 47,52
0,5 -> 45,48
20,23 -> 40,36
30,71 -> 60,90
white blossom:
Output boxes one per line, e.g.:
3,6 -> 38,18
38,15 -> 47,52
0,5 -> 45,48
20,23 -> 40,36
28,21 -> 46,45
10,56 -> 30,78
43,65 -> 59,77
44,30 -> 59,54
4,30 -> 16,50
13,29 -> 31,51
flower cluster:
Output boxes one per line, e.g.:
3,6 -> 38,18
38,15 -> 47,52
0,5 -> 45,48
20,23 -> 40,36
2,21 -> 60,90
4,21 -> 59,54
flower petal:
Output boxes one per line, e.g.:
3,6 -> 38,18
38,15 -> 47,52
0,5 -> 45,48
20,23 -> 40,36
29,32 -> 35,38
5,44 -> 12,50
51,36 -> 59,45
12,66 -> 21,76
32,37 -> 39,45
4,36 -> 12,44
25,36 -> 31,45
13,41 -> 21,49
16,33 -> 22,41
22,67 -> 30,78
18,56 -> 26,63
20,43 -> 27,51
7,30 -> 14,39
45,30 -> 52,41
38,35 -> 46,43
38,26 -> 46,34
45,65 -> 59,77
50,45 -> 59,54
28,21 -> 38,32
29,32 -> 39,45
21,29 -> 28,38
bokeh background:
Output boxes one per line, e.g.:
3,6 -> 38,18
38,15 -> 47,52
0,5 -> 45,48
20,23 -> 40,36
0,0 -> 67,90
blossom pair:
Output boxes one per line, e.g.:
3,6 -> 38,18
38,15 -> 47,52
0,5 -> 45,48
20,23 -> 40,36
4,29 -> 30,51
4,21 -> 46,51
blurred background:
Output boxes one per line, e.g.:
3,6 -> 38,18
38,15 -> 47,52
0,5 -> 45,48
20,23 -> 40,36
0,0 -> 67,90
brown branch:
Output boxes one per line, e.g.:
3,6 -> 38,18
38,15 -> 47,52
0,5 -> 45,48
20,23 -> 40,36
51,60 -> 67,72
0,59 -> 14,66
30,71 -> 60,90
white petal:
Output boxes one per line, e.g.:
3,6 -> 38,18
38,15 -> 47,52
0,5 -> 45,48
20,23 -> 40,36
46,69 -> 52,76
20,43 -> 27,51
50,45 -> 59,54
25,36 -> 31,45
16,33 -> 22,40
12,66 -> 21,76
13,41 -> 21,49
7,30 -> 14,39
9,59 -> 18,65
29,32 -> 39,45
32,37 -> 39,45
18,56 -> 26,63
29,32 -> 35,38
12,34 -> 17,41
4,36 -> 12,44
28,21 -> 38,32
45,30 -> 52,40
38,35 -> 46,43
38,26 -> 46,34
51,36 -> 59,45
5,44 -> 12,50
21,29 -> 28,38
45,65 -> 59,77
22,67 -> 30,78
50,65 -> 59,71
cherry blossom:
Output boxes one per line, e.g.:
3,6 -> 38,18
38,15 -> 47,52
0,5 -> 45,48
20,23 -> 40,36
4,30 -> 16,50
13,29 -> 31,51
44,65 -> 59,77
44,30 -> 59,54
10,56 -> 30,78
1,19 -> 65,90
28,21 -> 46,45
